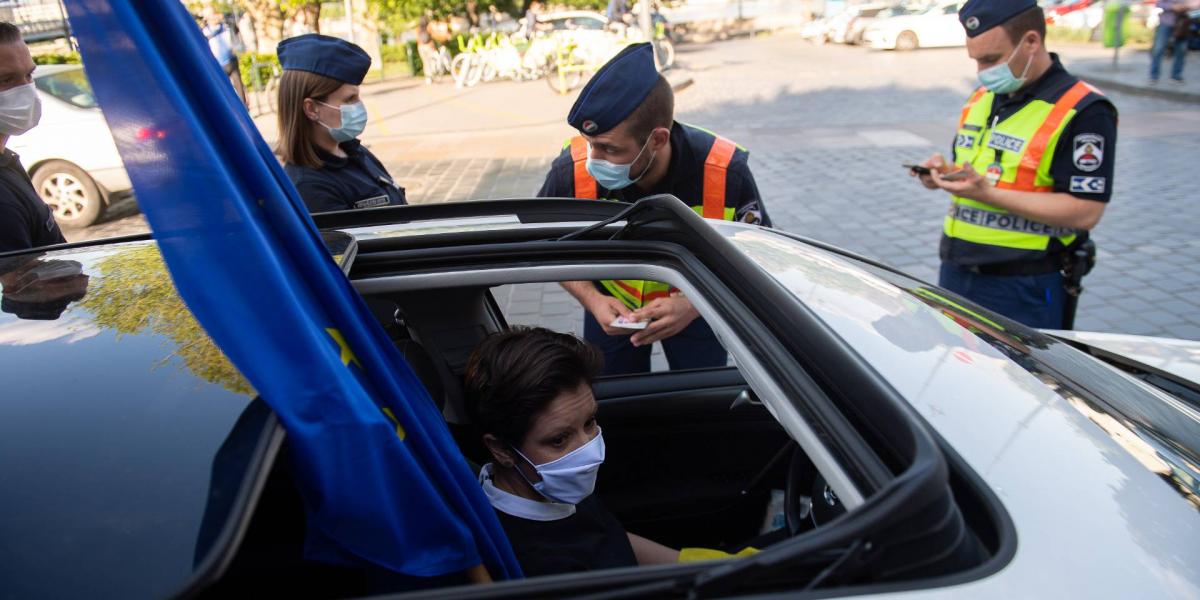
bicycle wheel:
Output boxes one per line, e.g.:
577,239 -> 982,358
654,39 -> 675,70
451,53 -> 472,87
545,63 -> 582,94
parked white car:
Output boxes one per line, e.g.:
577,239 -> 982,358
7,64 -> 131,228
862,1 -> 966,50
828,3 -> 894,44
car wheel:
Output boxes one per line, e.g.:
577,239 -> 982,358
895,31 -> 919,51
32,160 -> 104,229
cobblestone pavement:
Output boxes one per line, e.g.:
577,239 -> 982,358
70,34 -> 1200,341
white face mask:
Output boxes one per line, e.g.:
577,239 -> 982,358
0,83 -> 42,137
513,428 -> 605,505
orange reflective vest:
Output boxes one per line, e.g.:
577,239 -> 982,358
569,134 -> 739,309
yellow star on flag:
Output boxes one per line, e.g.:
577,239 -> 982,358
326,328 -> 362,369
381,407 -> 408,441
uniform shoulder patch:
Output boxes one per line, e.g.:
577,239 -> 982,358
1069,175 -> 1105,194
1073,133 -> 1103,172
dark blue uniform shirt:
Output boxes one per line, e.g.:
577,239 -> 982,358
536,122 -> 771,227
0,149 -> 66,253
285,140 -> 407,214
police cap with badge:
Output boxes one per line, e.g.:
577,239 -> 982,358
568,42 -> 658,135
959,0 -> 1037,36
278,33 -> 372,84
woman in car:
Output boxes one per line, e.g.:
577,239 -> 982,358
275,34 -> 407,213
463,326 -> 681,575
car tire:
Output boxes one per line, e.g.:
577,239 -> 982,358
895,31 -> 919,51
32,160 -> 104,229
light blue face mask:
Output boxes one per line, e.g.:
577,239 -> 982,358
977,45 -> 1033,95
317,100 -> 368,143
585,137 -> 656,191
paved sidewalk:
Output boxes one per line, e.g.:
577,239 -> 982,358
1058,43 -> 1200,102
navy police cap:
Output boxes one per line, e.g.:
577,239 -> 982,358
959,0 -> 1037,37
278,34 -> 371,85
568,43 -> 658,136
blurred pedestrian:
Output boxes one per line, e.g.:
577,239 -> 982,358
0,22 -> 65,252
417,12 -> 439,84
911,0 -> 1117,329
201,6 -> 248,108
536,44 -> 769,375
276,34 -> 407,213
1149,0 -> 1197,84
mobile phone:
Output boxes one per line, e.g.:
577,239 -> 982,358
938,170 -> 971,181
903,164 -> 931,175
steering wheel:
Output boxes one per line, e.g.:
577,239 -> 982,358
784,446 -> 846,535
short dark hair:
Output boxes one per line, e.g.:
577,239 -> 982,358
464,327 -> 602,446
0,22 -> 22,45
624,75 -> 673,141
1001,6 -> 1046,46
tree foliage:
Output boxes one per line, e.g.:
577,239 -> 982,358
78,246 -> 254,396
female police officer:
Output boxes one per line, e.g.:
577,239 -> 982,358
276,34 -> 406,213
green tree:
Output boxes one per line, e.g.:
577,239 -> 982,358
78,246 -> 255,396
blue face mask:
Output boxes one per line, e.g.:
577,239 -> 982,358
977,45 -> 1033,95
585,136 -> 656,191
317,100 -> 368,143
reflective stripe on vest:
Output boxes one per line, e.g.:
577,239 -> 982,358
569,133 -> 739,308
945,80 -> 1097,252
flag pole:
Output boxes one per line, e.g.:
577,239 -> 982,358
466,564 -> 493,584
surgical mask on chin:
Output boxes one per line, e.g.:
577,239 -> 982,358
978,45 -> 1033,95
586,137 -> 656,191
317,100 -> 368,143
0,83 -> 42,136
513,429 -> 606,505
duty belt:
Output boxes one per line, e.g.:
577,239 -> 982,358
949,204 -> 1076,238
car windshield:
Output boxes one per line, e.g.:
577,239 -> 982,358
35,68 -> 97,108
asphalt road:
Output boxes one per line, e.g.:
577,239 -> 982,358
69,32 -> 1200,341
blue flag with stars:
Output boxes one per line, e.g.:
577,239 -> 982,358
61,0 -> 520,582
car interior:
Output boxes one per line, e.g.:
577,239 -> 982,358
195,200 -> 1012,599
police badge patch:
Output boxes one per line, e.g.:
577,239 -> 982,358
1073,133 -> 1103,172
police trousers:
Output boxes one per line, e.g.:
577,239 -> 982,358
938,262 -> 1066,330
583,311 -> 728,376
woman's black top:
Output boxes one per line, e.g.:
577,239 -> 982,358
495,495 -> 637,577
284,140 -> 406,213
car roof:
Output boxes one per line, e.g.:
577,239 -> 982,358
541,10 -> 608,22
0,241 -> 261,599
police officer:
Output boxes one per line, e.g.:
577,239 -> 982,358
277,34 -> 406,213
0,22 -> 65,253
913,0 -> 1116,329
537,43 -> 769,375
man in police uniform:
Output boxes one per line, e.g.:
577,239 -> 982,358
0,22 -> 65,253
913,0 -> 1116,329
537,43 -> 769,375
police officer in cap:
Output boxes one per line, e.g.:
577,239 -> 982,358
912,0 -> 1116,329
538,43 -> 769,375
277,34 -> 406,213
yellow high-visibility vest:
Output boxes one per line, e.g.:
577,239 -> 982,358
569,134 -> 739,309
946,80 -> 1104,258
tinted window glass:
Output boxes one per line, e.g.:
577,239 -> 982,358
34,68 -> 97,108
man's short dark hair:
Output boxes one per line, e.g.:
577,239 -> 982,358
1001,6 -> 1046,45
464,327 -> 602,446
0,22 -> 22,45
624,75 -> 674,141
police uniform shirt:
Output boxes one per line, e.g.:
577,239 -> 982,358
536,122 -> 772,227
941,53 -> 1116,263
0,149 -> 66,253
285,140 -> 407,214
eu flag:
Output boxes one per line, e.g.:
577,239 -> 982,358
61,0 -> 521,582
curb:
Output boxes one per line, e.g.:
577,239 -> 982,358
1079,71 -> 1200,104
665,68 -> 695,93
